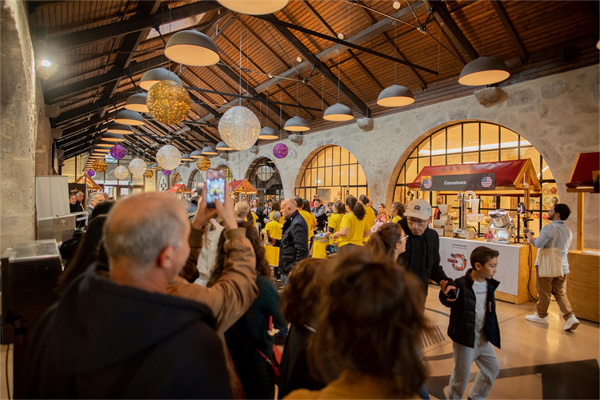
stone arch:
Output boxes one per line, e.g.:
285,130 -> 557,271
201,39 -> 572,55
245,156 -> 283,200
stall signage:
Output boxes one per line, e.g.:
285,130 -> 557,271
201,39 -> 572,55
421,173 -> 495,191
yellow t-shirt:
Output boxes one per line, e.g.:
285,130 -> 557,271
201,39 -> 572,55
269,210 -> 285,224
264,220 -> 283,267
246,211 -> 258,227
328,213 -> 344,243
299,209 -> 315,240
338,212 -> 368,247
363,206 -> 376,242
392,215 -> 402,223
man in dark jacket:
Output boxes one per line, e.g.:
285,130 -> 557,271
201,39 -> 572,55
271,198 -> 309,286
399,199 -> 455,296
26,193 -> 232,399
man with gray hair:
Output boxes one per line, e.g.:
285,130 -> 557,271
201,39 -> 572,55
26,192 -> 233,398
86,192 -> 105,218
234,201 -> 250,221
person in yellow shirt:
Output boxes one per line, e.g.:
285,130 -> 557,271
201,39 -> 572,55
390,202 -> 406,224
331,196 -> 371,249
325,201 -> 346,243
296,197 -> 316,243
263,211 -> 283,267
359,195 -> 376,242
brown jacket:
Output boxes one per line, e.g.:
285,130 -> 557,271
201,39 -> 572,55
167,226 -> 259,335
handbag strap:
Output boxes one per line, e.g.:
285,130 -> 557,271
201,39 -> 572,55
232,326 -> 273,365
549,224 -> 557,248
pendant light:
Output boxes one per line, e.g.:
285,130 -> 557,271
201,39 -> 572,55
106,122 -> 133,135
124,93 -> 149,113
139,67 -> 182,91
181,153 -> 193,162
284,115 -> 310,132
102,132 -> 125,142
217,0 -> 288,15
324,49 -> 353,121
202,145 -> 218,155
165,30 -> 220,67
190,150 -> 203,158
458,56 -> 510,86
258,126 -> 278,140
97,143 -> 113,148
376,22 -> 415,107
216,141 -> 234,151
114,110 -> 145,126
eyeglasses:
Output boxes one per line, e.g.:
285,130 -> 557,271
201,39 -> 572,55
407,217 -> 429,226
400,235 -> 408,242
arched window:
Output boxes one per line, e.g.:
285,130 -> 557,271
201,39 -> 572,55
216,165 -> 234,182
393,122 -> 558,235
247,157 -> 282,200
188,170 -> 205,190
295,145 -> 368,204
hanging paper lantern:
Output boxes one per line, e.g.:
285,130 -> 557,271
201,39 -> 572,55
195,156 -> 211,171
114,165 -> 129,180
128,157 -> 148,176
92,159 -> 107,173
257,165 -> 273,181
144,169 -> 154,179
156,144 -> 181,170
273,143 -> 288,159
146,80 -> 191,124
110,144 -> 126,160
87,169 -> 96,177
218,106 -> 261,151
163,169 -> 172,176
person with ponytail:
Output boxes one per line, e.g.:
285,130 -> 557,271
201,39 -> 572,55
365,223 -> 408,263
331,195 -> 371,249
324,201 -> 346,242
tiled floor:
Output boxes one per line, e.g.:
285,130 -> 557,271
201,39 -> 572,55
421,285 -> 599,399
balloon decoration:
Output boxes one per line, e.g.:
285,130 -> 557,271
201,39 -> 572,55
156,144 -> 181,170
114,165 -> 129,180
163,169 -> 172,176
144,169 -> 154,179
92,159 -> 107,173
128,157 -> 148,176
110,144 -> 126,160
147,80 -> 191,125
195,156 -> 211,171
273,143 -> 288,159
218,106 -> 261,151
87,169 -> 96,177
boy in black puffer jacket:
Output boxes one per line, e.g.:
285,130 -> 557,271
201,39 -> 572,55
440,246 -> 501,400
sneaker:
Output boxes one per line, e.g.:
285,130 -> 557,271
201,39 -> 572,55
525,314 -> 549,325
564,315 -> 580,331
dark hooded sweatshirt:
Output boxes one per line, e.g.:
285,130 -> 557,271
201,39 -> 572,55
25,263 -> 233,399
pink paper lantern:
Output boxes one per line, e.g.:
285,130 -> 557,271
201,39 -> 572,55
163,169 -> 172,176
110,144 -> 126,160
273,143 -> 288,159
87,169 -> 95,177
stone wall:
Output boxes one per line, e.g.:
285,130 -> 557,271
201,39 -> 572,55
0,0 -> 38,253
35,79 -> 53,176
200,65 -> 599,250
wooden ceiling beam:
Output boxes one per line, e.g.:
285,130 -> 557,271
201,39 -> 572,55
46,1 -> 221,53
423,0 -> 478,62
260,15 -> 371,118
490,1 -> 528,62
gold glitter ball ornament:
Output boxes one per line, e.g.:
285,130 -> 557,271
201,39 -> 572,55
196,156 -> 211,171
147,80 -> 191,125
144,169 -> 154,179
92,159 -> 107,173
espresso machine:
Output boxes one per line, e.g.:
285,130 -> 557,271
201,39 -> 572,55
488,209 -> 515,243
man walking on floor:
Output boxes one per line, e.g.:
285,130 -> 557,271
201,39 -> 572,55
524,203 -> 579,331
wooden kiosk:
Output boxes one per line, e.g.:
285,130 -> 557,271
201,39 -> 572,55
565,152 -> 599,322
407,159 -> 541,304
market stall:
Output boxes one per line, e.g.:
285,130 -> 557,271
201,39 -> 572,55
229,179 -> 258,201
166,183 -> 191,194
565,152 -> 599,322
408,159 -> 542,304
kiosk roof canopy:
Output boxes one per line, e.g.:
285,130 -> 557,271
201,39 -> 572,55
166,183 -> 191,193
566,152 -> 599,191
229,180 -> 258,195
407,159 -> 541,191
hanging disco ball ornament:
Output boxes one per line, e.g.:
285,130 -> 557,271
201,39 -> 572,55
147,80 -> 191,124
257,165 -> 273,181
128,158 -> 148,176
195,156 -> 211,171
144,169 -> 154,179
92,159 -> 107,173
273,143 -> 288,159
156,144 -> 181,170
163,169 -> 172,176
87,169 -> 96,177
218,106 -> 261,151
114,165 -> 129,180
110,144 -> 126,160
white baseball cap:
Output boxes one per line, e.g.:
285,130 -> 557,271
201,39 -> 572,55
404,199 -> 432,220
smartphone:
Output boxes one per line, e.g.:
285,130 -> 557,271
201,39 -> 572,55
205,169 -> 226,208
447,288 -> 460,300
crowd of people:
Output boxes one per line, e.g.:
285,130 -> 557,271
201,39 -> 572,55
25,187 -> 578,399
